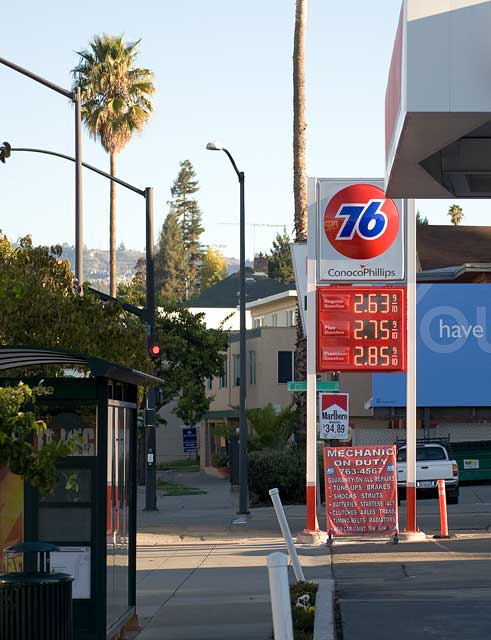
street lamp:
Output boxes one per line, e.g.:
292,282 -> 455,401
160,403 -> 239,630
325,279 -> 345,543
206,141 -> 249,515
2,144 -> 158,511
0,56 -> 83,283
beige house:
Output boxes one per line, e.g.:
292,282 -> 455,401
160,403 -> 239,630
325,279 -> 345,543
201,290 -> 299,467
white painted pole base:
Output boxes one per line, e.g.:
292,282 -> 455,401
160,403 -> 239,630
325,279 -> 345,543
269,488 -> 305,582
267,552 -> 294,640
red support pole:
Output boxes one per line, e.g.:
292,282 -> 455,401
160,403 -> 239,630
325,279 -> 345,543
306,485 -> 318,532
406,485 -> 417,532
436,479 -> 449,538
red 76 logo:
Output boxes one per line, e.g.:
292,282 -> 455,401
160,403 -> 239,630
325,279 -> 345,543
335,200 -> 388,241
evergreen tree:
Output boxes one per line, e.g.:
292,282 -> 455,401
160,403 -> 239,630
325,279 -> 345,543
201,247 -> 228,290
416,210 -> 429,226
155,211 -> 188,304
268,232 -> 294,284
168,160 -> 204,295
117,257 -> 146,306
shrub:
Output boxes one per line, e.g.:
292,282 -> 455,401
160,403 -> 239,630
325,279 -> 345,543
248,447 -> 327,505
248,447 -> 306,504
290,581 -> 318,640
211,451 -> 228,468
247,404 -> 299,451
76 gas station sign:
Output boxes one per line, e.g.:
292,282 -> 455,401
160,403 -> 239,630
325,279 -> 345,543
316,180 -> 405,282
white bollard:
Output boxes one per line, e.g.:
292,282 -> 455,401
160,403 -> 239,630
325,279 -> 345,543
269,488 -> 305,582
267,552 -> 294,640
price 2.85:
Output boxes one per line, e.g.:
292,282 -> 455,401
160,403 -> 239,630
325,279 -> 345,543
354,345 -> 399,367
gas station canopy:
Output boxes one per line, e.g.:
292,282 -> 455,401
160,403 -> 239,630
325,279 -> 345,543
385,0 -> 491,198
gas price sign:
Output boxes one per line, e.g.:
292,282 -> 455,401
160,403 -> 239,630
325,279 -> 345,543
317,286 -> 406,372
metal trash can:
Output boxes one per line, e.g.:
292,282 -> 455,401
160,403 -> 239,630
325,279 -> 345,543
0,542 -> 73,640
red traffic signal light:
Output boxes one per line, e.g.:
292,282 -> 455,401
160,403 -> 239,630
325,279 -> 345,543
149,344 -> 161,359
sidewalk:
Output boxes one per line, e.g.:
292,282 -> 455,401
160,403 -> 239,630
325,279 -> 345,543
134,471 -> 332,639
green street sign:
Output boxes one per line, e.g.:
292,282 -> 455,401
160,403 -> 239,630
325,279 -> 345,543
287,381 -> 339,392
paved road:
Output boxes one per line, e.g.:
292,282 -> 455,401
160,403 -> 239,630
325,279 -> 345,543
334,534 -> 491,640
135,473 -> 491,639
138,476 -> 491,542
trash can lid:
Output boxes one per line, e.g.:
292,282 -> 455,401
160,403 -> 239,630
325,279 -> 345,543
0,572 -> 73,585
5,542 -> 60,553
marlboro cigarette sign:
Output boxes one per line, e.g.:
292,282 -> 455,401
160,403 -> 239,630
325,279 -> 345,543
319,393 -> 349,440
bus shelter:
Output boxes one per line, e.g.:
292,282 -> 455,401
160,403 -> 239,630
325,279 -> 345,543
0,346 -> 161,640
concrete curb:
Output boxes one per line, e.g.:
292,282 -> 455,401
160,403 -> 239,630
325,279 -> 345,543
314,578 -> 335,640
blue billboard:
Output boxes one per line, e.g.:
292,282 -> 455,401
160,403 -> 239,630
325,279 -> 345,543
372,284 -> 491,407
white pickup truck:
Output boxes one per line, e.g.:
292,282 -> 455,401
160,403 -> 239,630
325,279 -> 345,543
397,443 -> 459,504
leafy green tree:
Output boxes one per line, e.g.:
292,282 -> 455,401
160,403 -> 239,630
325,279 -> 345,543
72,34 -> 155,296
117,257 -> 146,306
155,307 -> 228,425
0,233 -> 148,370
200,247 -> 228,291
168,160 -> 204,296
155,211 -> 189,304
268,232 -> 294,284
0,232 -> 226,427
0,383 -> 76,493
448,204 -> 464,226
416,210 -> 429,226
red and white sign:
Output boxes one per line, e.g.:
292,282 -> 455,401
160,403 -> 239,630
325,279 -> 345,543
316,179 -> 404,282
319,393 -> 349,440
323,445 -> 398,535
317,286 -> 407,372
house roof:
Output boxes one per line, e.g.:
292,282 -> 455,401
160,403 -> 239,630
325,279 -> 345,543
246,290 -> 297,310
190,268 -> 294,308
417,225 -> 491,271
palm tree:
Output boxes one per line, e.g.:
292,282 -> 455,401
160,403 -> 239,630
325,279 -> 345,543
448,204 -> 464,226
293,0 -> 307,243
293,0 -> 308,432
72,34 -> 155,296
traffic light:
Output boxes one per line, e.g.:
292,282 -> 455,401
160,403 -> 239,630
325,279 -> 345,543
149,344 -> 163,406
149,344 -> 161,361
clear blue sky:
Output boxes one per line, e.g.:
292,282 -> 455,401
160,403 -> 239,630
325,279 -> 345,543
1,1 -> 487,260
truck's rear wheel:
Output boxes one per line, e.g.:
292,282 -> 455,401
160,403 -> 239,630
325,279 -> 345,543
447,488 -> 459,505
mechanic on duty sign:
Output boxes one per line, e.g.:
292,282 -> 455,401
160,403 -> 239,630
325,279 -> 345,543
319,393 -> 349,440
316,179 -> 405,282
323,446 -> 398,535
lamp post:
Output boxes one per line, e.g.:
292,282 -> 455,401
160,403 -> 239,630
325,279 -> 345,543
0,56 -> 83,283
2,144 -> 158,510
206,142 -> 249,515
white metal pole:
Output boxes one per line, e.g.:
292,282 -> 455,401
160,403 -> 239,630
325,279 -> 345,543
269,488 -> 305,582
306,184 -> 318,532
267,553 -> 295,640
406,198 -> 417,531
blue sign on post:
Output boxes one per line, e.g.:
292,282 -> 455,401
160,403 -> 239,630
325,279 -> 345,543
373,284 -> 491,407
183,427 -> 198,453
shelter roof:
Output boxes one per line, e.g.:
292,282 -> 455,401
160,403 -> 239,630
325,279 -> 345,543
0,346 -> 161,386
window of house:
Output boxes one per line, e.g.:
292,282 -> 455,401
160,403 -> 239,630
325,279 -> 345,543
272,313 -> 278,327
287,310 -> 295,327
207,377 -> 213,390
277,351 -> 295,384
253,317 -> 263,328
219,355 -> 228,388
233,354 -> 240,386
249,350 -> 256,384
